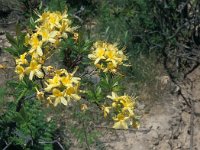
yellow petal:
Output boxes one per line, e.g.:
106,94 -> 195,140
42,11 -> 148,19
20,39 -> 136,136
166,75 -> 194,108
37,47 -> 43,56
113,120 -> 128,129
94,58 -> 101,64
35,70 -> 44,78
61,97 -> 68,105
29,71 -> 35,80
54,98 -> 60,106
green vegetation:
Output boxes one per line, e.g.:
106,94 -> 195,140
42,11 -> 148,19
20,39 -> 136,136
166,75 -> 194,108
0,0 -> 199,149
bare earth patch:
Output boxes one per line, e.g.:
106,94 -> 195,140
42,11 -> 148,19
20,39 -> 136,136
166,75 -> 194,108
97,66 -> 200,150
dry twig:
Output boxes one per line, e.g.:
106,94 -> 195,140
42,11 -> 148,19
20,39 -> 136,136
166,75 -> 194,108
94,125 -> 152,134
39,140 -> 65,150
3,142 -> 12,150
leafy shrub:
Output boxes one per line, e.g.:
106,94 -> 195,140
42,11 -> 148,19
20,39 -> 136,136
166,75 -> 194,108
1,2 -> 140,149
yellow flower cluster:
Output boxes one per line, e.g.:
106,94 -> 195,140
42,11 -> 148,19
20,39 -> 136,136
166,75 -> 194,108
43,67 -> 81,106
15,52 -> 44,80
103,92 -> 139,129
15,10 -> 75,81
14,10 -> 81,107
88,41 -> 127,73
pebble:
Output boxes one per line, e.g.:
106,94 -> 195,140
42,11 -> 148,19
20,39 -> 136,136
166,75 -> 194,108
194,102 -> 200,114
4,42 -> 11,48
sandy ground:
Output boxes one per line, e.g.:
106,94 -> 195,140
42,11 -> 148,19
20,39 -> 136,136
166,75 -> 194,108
97,68 -> 200,150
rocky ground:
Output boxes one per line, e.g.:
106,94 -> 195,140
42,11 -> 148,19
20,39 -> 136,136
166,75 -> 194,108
97,68 -> 200,150
0,26 -> 15,86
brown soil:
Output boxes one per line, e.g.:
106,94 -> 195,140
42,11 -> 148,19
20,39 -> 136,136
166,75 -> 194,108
96,68 -> 200,150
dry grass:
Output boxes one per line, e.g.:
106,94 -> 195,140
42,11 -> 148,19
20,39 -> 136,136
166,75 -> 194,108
124,54 -> 170,111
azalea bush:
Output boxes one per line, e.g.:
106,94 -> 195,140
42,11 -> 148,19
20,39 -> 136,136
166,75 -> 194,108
1,5 -> 140,149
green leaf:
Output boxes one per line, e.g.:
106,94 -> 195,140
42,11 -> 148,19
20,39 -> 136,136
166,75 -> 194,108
18,33 -> 26,46
30,17 -> 36,28
13,113 -> 25,124
96,86 -> 102,95
19,107 -> 28,121
0,87 -> 6,102
6,32 -> 17,46
15,23 -> 21,37
4,47 -> 18,56
16,89 -> 27,102
39,1 -> 43,10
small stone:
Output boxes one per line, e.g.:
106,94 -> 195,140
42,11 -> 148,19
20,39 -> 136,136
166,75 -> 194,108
1,35 -> 6,40
194,102 -> 200,114
153,140 -> 159,146
181,111 -> 190,123
4,42 -> 11,47
152,146 -> 156,150
148,130 -> 158,139
137,103 -> 145,110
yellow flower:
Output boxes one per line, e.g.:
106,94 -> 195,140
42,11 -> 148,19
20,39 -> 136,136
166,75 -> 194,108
108,92 -> 135,116
16,52 -> 28,65
29,33 -> 43,56
25,60 -> 44,80
61,73 -> 81,88
88,41 -> 127,73
105,49 -> 118,66
64,85 -> 81,101
59,12 -> 74,33
105,48 -> 127,71
117,49 -> 127,63
43,66 -> 54,72
47,12 -> 62,29
107,92 -> 120,101
107,92 -> 120,108
60,67 -> 81,88
15,65 -> 25,80
36,55 -> 46,64
47,97 -> 53,106
38,28 -> 58,43
49,88 -> 68,106
73,33 -> 79,42
107,92 -> 137,128
101,105 -> 111,118
88,47 -> 106,64
60,19 -> 71,32
81,104 -> 88,111
45,74 -> 61,92
35,88 -> 44,100
120,95 -> 135,115
14,10 -> 81,108
113,114 -> 129,129
55,69 -> 68,75
35,11 -> 51,23
95,63 -> 104,70
104,62 -> 117,73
